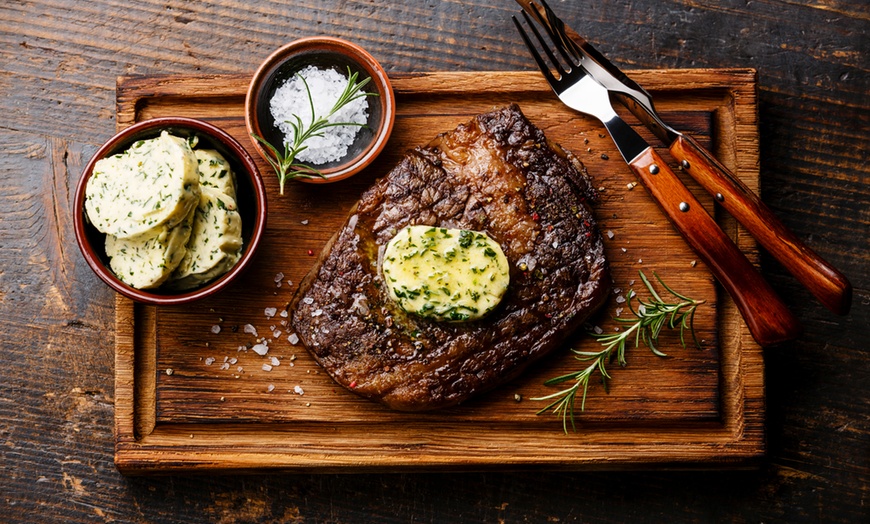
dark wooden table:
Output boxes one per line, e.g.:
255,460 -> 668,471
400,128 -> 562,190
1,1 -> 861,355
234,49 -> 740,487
2,1 -> 867,522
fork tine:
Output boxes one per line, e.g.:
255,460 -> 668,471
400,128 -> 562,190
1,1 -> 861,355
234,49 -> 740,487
521,10 -> 577,82
512,14 -> 559,85
523,11 -> 571,78
526,0 -> 581,66
518,0 -> 580,67
539,0 -> 583,64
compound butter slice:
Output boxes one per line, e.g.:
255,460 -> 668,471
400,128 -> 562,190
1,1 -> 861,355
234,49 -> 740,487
85,131 -> 201,239
104,206 -> 196,289
194,149 -> 236,200
167,188 -> 243,291
382,225 -> 510,322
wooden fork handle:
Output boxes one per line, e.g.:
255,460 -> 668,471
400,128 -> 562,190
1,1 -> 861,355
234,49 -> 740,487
628,147 -> 802,347
670,134 -> 852,315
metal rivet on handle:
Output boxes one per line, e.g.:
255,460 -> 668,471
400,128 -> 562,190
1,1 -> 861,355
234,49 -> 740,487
715,193 -> 725,202
681,159 -> 691,169
649,164 -> 660,174
679,202 -> 690,212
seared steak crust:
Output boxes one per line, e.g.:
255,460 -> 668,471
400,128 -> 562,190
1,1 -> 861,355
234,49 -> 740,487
291,104 -> 610,411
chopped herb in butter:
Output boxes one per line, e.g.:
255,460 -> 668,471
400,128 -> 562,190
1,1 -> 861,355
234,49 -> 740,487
194,149 -> 237,200
382,225 -> 510,322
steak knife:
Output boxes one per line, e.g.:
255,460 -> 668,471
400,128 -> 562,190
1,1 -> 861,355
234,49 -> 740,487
516,0 -> 852,316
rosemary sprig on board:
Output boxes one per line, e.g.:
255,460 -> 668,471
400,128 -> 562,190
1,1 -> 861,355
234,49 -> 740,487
251,67 -> 377,195
533,271 -> 705,433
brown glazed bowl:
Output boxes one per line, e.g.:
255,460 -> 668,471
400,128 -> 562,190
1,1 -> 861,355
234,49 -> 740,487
245,37 -> 395,184
73,117 -> 268,305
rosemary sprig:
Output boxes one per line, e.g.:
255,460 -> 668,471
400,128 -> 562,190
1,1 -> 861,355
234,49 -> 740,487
251,67 -> 377,195
533,270 -> 705,433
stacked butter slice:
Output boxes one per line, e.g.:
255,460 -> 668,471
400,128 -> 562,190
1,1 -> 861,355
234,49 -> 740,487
85,131 -> 243,290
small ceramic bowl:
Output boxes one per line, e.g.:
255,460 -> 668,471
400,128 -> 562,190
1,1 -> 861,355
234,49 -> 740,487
245,37 -> 395,184
74,117 -> 268,305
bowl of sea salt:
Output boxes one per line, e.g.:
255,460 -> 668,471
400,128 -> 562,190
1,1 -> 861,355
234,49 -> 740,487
245,37 -> 395,184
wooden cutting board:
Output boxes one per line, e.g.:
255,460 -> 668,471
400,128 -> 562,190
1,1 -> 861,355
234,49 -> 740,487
113,69 -> 765,474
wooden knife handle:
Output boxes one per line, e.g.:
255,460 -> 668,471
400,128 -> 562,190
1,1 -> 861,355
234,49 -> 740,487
670,134 -> 852,315
628,147 -> 802,347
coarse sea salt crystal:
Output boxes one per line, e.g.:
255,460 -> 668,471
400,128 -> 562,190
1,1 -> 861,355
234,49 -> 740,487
264,307 -> 277,318
252,343 -> 269,356
267,384 -> 275,392
288,333 -> 299,345
280,310 -> 288,318
271,357 -> 281,366
205,357 -> 216,366
244,324 -> 258,337
303,297 -> 314,305
269,65 -> 369,165
262,364 -> 273,372
294,385 -> 304,396
210,325 -> 221,334
274,272 -> 284,283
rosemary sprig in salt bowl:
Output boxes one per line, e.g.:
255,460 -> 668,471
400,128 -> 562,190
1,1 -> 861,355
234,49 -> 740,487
251,66 -> 378,194
533,270 -> 705,433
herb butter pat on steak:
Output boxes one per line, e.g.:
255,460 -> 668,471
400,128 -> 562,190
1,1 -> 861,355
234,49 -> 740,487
290,104 -> 610,411
382,226 -> 511,322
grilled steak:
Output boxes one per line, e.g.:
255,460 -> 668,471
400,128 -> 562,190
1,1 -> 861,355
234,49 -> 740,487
290,104 -> 610,411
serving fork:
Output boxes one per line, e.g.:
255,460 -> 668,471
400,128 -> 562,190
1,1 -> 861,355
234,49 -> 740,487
513,8 -> 802,347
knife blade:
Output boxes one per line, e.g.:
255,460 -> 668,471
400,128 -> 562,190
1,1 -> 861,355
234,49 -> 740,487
516,0 -> 852,316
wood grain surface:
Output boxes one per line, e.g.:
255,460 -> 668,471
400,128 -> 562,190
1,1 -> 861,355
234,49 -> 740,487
1,0 -> 867,522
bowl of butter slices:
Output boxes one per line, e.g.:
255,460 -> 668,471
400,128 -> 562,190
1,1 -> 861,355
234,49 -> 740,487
74,117 -> 267,305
